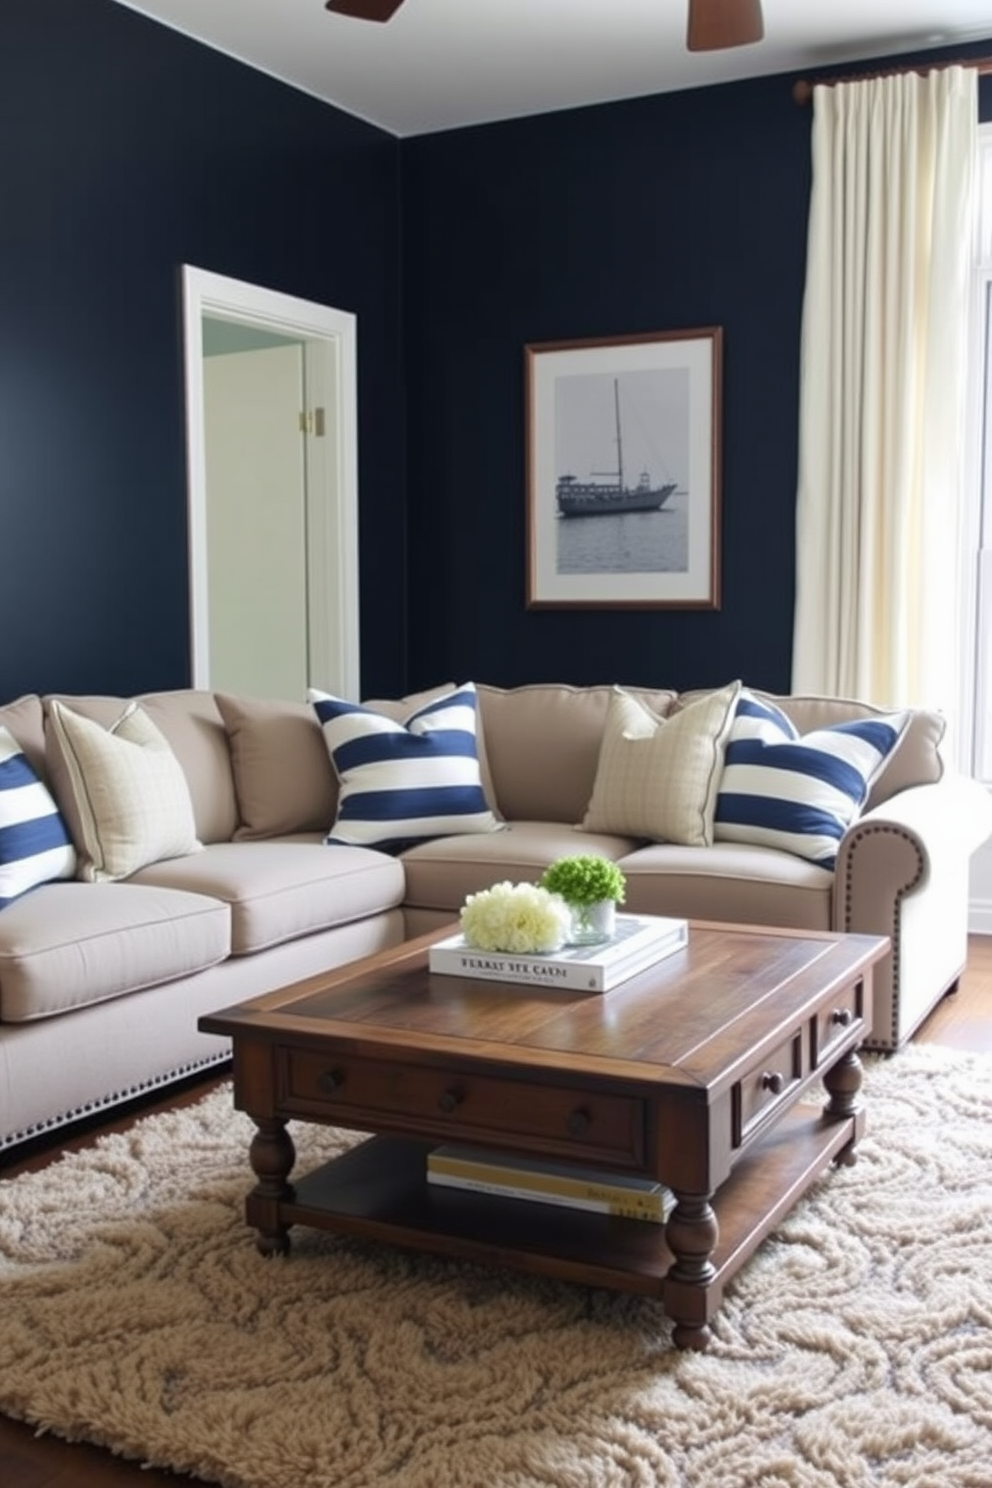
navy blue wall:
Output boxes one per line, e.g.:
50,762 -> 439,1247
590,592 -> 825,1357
0,0 -> 406,702
402,54 -> 992,695
1,4 -> 989,706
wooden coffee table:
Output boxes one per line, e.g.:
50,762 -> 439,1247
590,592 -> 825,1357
200,921 -> 888,1349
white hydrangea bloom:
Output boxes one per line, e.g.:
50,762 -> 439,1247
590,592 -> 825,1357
460,881 -> 571,954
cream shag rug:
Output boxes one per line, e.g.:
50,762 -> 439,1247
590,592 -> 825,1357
1,1045 -> 991,1488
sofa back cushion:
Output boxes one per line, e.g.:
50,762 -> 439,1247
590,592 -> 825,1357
758,692 -> 944,809
216,684 -> 477,842
477,684 -> 678,824
42,691 -> 239,844
138,691 -> 240,842
216,693 -> 339,841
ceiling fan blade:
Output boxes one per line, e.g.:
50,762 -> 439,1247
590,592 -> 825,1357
325,0 -> 405,20
687,0 -> 764,52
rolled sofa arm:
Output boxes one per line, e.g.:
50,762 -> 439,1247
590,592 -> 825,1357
834,774 -> 992,1050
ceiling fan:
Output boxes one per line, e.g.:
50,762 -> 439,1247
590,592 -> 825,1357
324,0 -> 765,53
324,0 -> 404,18
687,0 -> 764,51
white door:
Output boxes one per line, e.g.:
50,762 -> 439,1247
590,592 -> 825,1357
182,266 -> 360,702
203,344 -> 308,700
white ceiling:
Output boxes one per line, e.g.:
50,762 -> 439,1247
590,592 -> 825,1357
111,0 -> 992,138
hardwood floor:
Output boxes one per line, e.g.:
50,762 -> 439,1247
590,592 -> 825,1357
2,936 -> 991,1487
911,934 -> 992,1052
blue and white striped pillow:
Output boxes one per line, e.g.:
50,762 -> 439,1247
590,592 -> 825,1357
309,682 -> 501,850
714,691 -> 908,868
0,726 -> 77,907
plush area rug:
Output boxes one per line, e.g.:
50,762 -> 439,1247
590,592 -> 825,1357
1,1045 -> 991,1488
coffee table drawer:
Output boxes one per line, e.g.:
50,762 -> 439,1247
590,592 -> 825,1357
812,980 -> 865,1065
279,1047 -> 646,1165
733,1032 -> 803,1144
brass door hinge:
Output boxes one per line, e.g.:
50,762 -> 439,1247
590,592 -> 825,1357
299,407 -> 326,437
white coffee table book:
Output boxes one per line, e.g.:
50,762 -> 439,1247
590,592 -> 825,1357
428,913 -> 688,993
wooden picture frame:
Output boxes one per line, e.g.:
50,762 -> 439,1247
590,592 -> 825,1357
525,327 -> 722,609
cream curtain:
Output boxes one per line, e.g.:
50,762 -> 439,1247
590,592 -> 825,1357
791,67 -> 977,721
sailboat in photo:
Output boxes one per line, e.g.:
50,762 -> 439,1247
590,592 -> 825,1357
556,378 -> 677,518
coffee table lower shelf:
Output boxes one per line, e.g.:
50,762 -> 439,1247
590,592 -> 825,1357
248,1100 -> 860,1341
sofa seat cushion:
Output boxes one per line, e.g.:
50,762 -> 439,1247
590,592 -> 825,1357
131,841 -> 406,955
0,882 -> 230,1022
401,821 -> 639,913
617,841 -> 834,932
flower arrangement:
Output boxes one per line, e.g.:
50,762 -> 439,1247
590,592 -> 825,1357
539,855 -> 627,943
539,855 -> 627,908
460,880 -> 572,954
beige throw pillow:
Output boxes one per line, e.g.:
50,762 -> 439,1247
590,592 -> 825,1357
47,700 -> 202,881
216,693 -> 340,841
581,681 -> 741,846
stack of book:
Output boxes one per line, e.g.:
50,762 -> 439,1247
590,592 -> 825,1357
426,1145 -> 675,1223
428,912 -> 688,993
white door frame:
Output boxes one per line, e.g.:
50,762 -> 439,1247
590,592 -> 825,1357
181,265 -> 360,699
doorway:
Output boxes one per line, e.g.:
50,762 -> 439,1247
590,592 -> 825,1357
181,266 -> 360,701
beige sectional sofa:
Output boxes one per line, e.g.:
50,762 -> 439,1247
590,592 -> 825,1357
1,679 -> 989,1153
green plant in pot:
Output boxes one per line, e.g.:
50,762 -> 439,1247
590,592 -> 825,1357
539,855 -> 626,945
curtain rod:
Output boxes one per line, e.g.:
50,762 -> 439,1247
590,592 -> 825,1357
793,55 -> 992,105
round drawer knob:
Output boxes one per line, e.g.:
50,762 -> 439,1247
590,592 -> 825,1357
437,1088 -> 463,1114
318,1068 -> 344,1094
566,1108 -> 591,1137
831,1008 -> 853,1027
761,1071 -> 785,1095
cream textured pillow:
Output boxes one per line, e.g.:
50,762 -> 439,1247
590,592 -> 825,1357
581,681 -> 742,846
47,700 -> 202,882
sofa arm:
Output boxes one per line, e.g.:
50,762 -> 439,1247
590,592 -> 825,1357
834,775 -> 992,1049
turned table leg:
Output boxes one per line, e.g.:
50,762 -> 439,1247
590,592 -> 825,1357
247,1116 -> 296,1255
663,1194 -> 720,1350
822,1048 -> 864,1166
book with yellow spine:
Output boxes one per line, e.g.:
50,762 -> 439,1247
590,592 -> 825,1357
426,1145 -> 675,1223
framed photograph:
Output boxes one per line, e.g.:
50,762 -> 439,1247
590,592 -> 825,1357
525,327 -> 722,609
